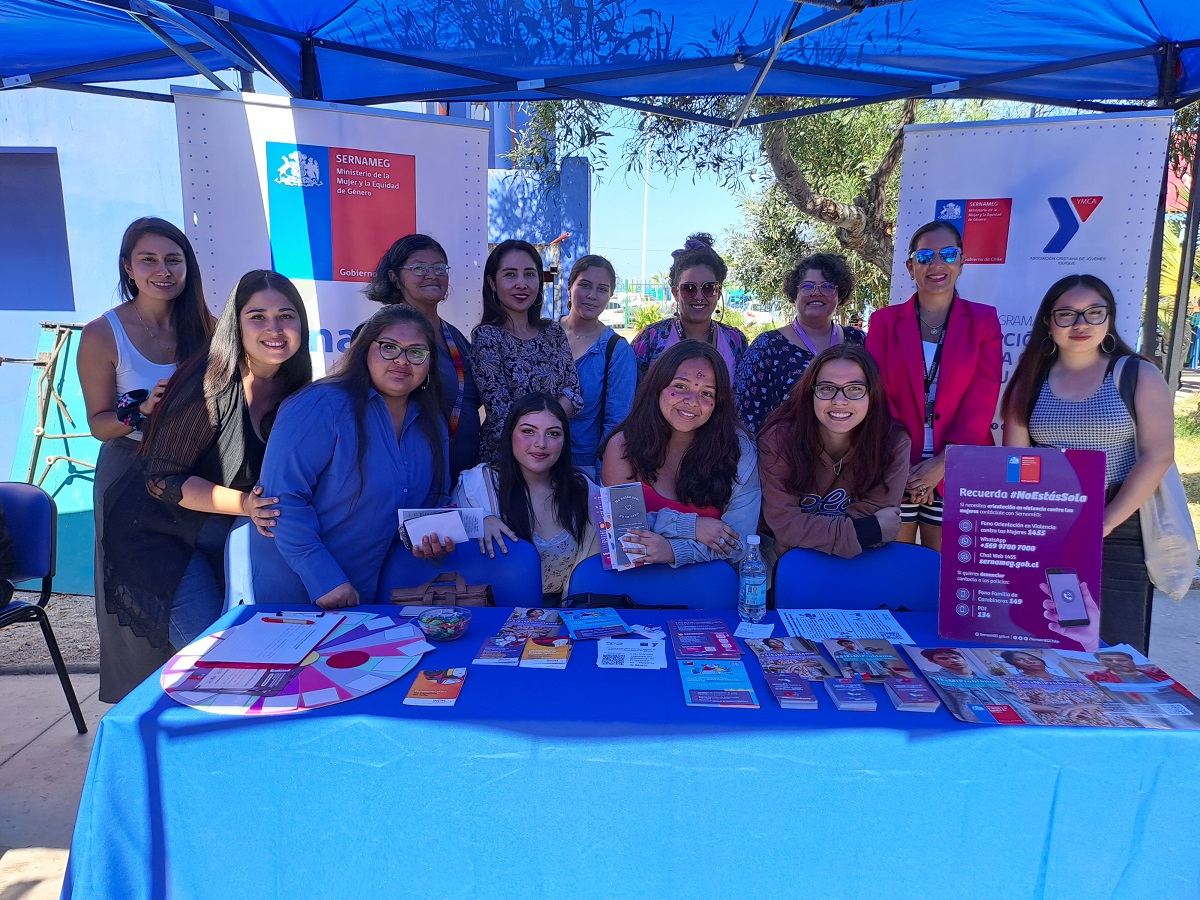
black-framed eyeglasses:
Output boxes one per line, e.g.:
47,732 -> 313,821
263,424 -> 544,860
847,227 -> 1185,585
397,264 -> 450,278
799,281 -> 838,297
678,281 -> 721,299
909,247 -> 962,265
1049,305 -> 1109,328
813,382 -> 868,401
373,341 -> 430,364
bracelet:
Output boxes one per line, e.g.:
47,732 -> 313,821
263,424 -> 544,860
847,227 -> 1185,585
115,389 -> 150,431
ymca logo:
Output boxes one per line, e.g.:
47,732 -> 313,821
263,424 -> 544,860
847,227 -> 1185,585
1043,196 -> 1102,253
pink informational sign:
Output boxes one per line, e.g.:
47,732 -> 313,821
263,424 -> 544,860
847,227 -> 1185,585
940,446 -> 1105,650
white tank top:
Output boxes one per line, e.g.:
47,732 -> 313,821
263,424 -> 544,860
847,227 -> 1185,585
103,308 -> 176,441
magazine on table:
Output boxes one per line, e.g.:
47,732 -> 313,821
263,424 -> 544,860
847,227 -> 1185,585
822,638 -> 914,684
904,644 -> 1200,728
499,608 -> 563,638
744,636 -> 835,681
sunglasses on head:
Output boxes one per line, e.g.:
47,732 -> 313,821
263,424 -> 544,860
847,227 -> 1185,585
908,247 -> 962,265
678,281 -> 721,300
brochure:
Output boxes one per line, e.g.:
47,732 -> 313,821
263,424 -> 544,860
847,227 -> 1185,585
822,638 -> 914,683
402,668 -> 467,706
596,638 -> 667,669
668,618 -> 742,660
778,608 -> 913,644
677,659 -> 759,708
519,636 -> 573,669
823,677 -> 877,711
397,507 -> 484,548
745,636 -> 835,681
499,608 -> 563,638
763,671 -> 819,709
472,634 -> 526,666
884,677 -> 941,712
559,607 -> 630,640
904,644 -> 1200,728
592,482 -> 650,571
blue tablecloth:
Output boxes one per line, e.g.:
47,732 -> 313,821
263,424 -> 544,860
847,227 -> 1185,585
63,606 -> 1200,899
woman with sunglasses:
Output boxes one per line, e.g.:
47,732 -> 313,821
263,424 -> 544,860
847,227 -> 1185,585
252,304 -> 452,608
1002,274 -> 1173,653
472,240 -> 583,465
631,233 -> 747,385
759,345 -> 910,558
601,340 -> 760,567
865,220 -> 1002,552
735,252 -> 865,436
366,234 -> 481,483
454,393 -> 598,605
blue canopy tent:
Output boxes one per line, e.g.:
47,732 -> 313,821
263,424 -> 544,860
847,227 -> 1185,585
2,0 -> 1198,114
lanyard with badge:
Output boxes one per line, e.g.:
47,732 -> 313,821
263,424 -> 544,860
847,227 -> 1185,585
917,298 -> 952,428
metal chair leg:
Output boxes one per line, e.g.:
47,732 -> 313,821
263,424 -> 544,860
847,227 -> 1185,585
34,608 -> 87,734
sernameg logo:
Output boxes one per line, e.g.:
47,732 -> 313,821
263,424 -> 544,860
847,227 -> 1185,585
1043,196 -> 1103,253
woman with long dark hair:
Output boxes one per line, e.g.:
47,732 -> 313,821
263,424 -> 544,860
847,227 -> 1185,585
454,393 -> 597,604
559,254 -> 636,478
601,340 -> 760,567
471,239 -> 583,464
758,344 -> 910,558
79,216 -> 215,702
630,232 -> 747,384
101,270 -> 310,697
253,304 -> 452,609
866,220 -> 1002,552
1002,274 -> 1174,653
366,234 -> 481,481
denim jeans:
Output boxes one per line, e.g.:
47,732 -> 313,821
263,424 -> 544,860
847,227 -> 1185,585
169,515 -> 234,650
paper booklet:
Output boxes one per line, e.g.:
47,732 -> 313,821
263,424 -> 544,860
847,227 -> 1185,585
745,636 -> 836,681
884,677 -> 941,712
823,677 -> 877,711
397,507 -> 483,548
472,634 -> 526,666
403,668 -> 467,706
520,636 -> 573,669
592,482 -> 649,571
904,644 -> 1200,728
677,659 -> 759,708
822,638 -> 914,684
763,672 -> 819,709
668,618 -> 742,659
196,612 -> 344,669
499,608 -> 563,638
559,607 -> 630,640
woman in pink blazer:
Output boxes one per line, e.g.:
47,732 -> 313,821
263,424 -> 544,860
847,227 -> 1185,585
865,221 -> 1002,551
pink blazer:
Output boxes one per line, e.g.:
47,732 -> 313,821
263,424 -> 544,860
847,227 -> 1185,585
865,293 -> 1002,468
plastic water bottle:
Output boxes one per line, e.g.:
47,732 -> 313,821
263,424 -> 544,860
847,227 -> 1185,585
738,534 -> 767,623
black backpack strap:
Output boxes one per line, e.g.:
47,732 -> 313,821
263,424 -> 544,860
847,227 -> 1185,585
1114,355 -> 1140,424
596,333 -> 620,444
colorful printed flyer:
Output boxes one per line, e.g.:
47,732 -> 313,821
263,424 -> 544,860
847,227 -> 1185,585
940,446 -> 1104,650
559,607 -> 630,640
402,668 -> 467,706
677,659 -> 759,708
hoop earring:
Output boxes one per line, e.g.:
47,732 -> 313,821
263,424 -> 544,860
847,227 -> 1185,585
1042,336 -> 1058,356
1101,333 -> 1116,354
127,276 -> 137,293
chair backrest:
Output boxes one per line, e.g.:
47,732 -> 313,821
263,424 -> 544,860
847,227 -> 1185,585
774,543 -> 940,611
222,521 -> 255,614
566,554 -> 739,609
0,482 -> 57,604
376,538 -> 545,607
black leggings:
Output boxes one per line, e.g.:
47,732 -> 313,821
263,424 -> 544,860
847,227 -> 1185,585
1100,497 -> 1154,654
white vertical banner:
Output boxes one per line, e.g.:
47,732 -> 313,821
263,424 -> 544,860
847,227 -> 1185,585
891,110 -> 1173,396
173,88 -> 490,374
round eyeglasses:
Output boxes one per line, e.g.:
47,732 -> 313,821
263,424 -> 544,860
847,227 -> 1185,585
1049,305 -> 1109,328
813,382 -> 868,401
373,341 -> 430,364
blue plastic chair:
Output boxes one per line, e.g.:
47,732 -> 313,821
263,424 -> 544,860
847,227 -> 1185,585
0,482 -> 87,733
377,538 -> 544,607
774,543 -> 941,611
222,521 -> 255,614
565,554 -> 738,609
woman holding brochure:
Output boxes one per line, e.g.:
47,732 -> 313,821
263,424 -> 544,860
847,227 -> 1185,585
252,304 -> 452,609
600,340 -> 760,568
102,269 -> 311,695
454,393 -> 597,605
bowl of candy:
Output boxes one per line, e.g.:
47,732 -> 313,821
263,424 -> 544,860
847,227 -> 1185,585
415,606 -> 473,642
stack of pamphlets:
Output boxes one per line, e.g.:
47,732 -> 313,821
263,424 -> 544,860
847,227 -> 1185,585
904,643 -> 1200,728
822,638 -> 914,683
884,677 -> 941,712
520,636 -> 573,669
745,636 -> 835,680
668,618 -> 742,660
472,634 -> 526,666
823,677 -> 877,711
677,659 -> 759,708
403,668 -> 467,706
559,607 -> 630,640
763,672 -> 818,709
499,608 -> 563,638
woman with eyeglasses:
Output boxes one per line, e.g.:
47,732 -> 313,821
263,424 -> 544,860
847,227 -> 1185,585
600,340 -> 760,568
559,254 -> 636,479
252,304 -> 452,609
735,252 -> 865,436
366,234 -> 481,483
472,240 -> 583,465
454,393 -> 598,605
758,344 -> 910,558
631,233 -> 747,385
865,220 -> 1002,552
1002,274 -> 1173,653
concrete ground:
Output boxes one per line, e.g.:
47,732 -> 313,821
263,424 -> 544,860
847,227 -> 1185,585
1,591 -> 1198,898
